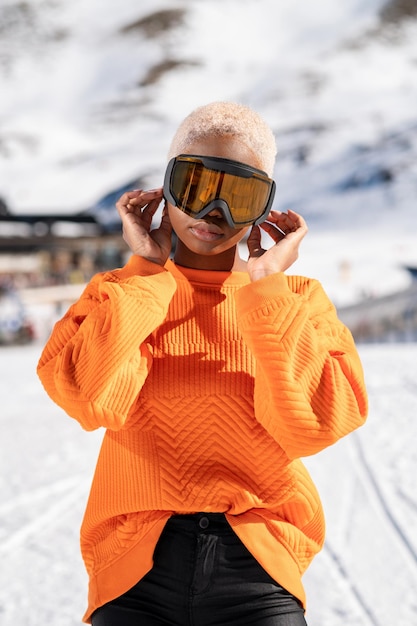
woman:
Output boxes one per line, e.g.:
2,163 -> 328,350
37,101 -> 368,625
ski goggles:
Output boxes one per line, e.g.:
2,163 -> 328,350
163,154 -> 276,228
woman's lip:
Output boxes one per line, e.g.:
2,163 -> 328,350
190,221 -> 224,241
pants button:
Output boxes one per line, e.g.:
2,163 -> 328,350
199,516 -> 209,529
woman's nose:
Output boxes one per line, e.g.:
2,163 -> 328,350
205,206 -> 223,218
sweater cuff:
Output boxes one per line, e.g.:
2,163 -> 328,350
235,272 -> 293,316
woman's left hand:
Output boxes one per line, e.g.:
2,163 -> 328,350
246,209 -> 307,282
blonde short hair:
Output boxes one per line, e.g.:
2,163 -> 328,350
167,101 -> 277,177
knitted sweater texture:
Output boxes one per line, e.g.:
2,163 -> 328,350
37,256 -> 368,622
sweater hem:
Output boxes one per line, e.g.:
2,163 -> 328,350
226,511 -> 308,609
82,514 -> 170,623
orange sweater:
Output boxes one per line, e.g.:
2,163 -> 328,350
37,256 -> 368,623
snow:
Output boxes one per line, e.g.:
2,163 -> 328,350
1,0 -> 417,624
1,341 -> 416,626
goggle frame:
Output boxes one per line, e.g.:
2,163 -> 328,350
163,154 -> 276,228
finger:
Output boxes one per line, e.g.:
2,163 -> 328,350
260,220 -> 287,241
275,224 -> 288,237
140,196 -> 163,230
116,190 -> 144,219
117,188 -> 163,214
287,209 -> 308,232
268,209 -> 307,235
247,225 -> 265,258
279,212 -> 298,233
159,205 -> 172,229
287,208 -> 302,220
118,191 -> 163,232
153,206 -> 173,247
117,189 -> 143,207
264,210 -> 295,235
127,188 -> 164,207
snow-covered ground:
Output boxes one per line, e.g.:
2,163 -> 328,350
1,341 -> 416,626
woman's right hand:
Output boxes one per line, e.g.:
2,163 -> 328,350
116,188 -> 173,266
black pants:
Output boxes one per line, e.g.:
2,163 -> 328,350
92,513 -> 308,626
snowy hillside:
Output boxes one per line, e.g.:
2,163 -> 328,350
1,0 -> 417,302
1,342 -> 416,626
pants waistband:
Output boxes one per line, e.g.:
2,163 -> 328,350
169,513 -> 229,531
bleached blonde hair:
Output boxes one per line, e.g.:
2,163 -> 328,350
167,101 -> 277,176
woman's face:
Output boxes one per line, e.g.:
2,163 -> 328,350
167,135 -> 263,271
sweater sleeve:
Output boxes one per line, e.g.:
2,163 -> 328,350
234,272 -> 368,459
37,256 -> 177,431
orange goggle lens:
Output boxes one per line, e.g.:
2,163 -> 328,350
163,155 -> 275,227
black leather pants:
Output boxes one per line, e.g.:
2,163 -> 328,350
91,513 -> 308,626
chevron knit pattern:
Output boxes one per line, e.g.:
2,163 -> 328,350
37,255 -> 368,623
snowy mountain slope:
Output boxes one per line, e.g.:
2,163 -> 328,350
1,0 -> 416,303
0,0 -> 415,209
